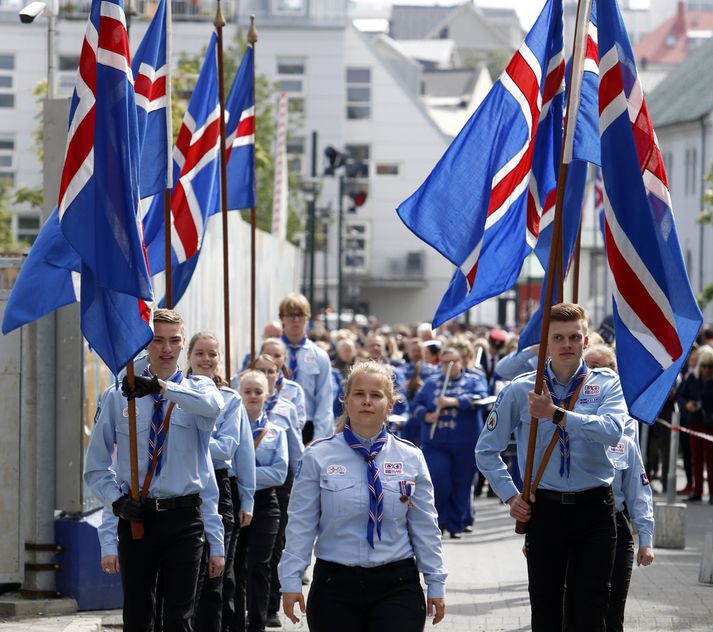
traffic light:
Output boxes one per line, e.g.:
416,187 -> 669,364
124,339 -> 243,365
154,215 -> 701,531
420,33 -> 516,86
324,146 -> 347,175
347,189 -> 367,213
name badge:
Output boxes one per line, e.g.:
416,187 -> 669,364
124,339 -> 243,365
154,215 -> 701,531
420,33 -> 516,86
327,464 -> 346,476
305,354 -> 316,364
583,384 -> 600,396
383,462 -> 403,476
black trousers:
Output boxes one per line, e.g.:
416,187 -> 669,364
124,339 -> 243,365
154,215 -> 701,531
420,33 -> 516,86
195,469 -> 234,632
118,505 -> 205,632
231,488 -> 280,632
605,511 -> 635,632
268,469 -> 294,615
526,487 -> 617,632
306,558 -> 427,632
221,477 -> 242,631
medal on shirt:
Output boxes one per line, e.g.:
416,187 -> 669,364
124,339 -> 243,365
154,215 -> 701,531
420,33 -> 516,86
399,480 -> 416,508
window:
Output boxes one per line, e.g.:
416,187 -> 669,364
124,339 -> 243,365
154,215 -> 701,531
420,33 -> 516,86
0,135 -> 14,185
277,58 -> 306,116
376,163 -> 399,176
345,144 -> 370,177
684,147 -> 698,195
344,220 -> 369,273
346,68 -> 371,120
272,0 -> 305,15
286,136 -> 304,173
0,53 -> 14,109
58,55 -> 80,97
17,213 -> 40,245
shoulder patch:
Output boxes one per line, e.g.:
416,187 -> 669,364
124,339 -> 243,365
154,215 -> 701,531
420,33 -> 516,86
485,410 -> 498,431
295,459 -> 303,479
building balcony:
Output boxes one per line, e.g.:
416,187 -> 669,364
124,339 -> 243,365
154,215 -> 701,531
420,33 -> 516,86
356,251 -> 427,288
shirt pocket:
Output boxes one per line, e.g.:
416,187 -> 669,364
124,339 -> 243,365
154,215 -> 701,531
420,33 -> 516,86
382,479 -> 409,523
320,476 -> 358,516
115,419 -> 150,475
168,412 -> 196,456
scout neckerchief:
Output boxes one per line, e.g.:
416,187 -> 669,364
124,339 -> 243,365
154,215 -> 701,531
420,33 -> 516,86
343,421 -> 389,548
543,361 -> 589,477
144,367 -> 183,476
265,390 -> 279,414
282,335 -> 307,382
252,413 -> 270,467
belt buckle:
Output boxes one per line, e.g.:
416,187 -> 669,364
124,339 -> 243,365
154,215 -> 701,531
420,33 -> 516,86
561,492 -> 576,505
155,498 -> 169,512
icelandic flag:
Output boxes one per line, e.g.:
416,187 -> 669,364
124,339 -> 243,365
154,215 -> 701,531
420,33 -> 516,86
596,0 -> 702,422
396,0 -> 566,327
143,33 -> 221,305
132,0 -> 169,198
518,4 -> 600,350
56,0 -> 153,375
226,44 -> 255,211
1,210 -> 80,335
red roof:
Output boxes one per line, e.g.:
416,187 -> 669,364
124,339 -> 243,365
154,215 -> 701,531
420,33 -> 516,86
634,1 -> 713,66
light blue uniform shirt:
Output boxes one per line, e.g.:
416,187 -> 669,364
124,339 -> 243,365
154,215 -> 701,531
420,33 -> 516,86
226,390 -> 257,515
267,397 -> 304,472
280,378 -> 307,431
84,374 -> 226,555
210,386 -> 242,471
98,505 -> 118,558
254,420 -> 289,491
494,346 -> 539,382
278,432 -> 447,598
607,435 -> 654,548
285,339 -> 334,439
475,362 -> 626,501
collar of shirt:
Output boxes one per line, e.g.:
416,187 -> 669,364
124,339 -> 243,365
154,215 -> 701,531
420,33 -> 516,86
281,334 -> 308,350
545,359 -> 586,389
352,428 -> 384,450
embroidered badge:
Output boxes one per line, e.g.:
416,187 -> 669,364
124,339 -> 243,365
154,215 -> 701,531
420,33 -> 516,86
641,471 -> 650,486
275,404 -> 289,416
122,407 -> 129,418
265,428 -> 277,440
295,460 -> 303,479
383,462 -> 403,476
486,410 -> 498,431
609,443 -> 625,454
305,354 -> 316,364
583,384 -> 600,395
326,464 -> 346,476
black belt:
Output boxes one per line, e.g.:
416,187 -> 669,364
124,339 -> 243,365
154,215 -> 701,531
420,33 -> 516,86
536,486 -> 612,505
143,493 -> 201,512
316,557 -> 416,574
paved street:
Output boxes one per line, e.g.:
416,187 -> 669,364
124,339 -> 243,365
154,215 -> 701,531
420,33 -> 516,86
1,492 -> 712,632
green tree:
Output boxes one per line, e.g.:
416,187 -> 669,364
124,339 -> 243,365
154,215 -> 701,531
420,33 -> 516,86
0,182 -> 29,253
172,30 -> 303,242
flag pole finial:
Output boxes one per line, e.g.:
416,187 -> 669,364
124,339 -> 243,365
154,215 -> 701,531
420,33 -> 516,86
214,0 -> 225,29
248,14 -> 258,44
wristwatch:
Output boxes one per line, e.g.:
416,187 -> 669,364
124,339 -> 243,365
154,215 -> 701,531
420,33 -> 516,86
552,407 -> 566,425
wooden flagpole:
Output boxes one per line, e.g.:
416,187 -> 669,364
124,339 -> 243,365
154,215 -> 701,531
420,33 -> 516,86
164,0 -> 174,308
516,0 -> 593,535
571,215 -> 583,303
215,0 -> 232,378
125,363 -> 144,539
248,16 -> 258,363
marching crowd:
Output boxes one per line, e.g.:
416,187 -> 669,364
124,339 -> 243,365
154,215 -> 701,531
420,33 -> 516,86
83,292 -> 713,632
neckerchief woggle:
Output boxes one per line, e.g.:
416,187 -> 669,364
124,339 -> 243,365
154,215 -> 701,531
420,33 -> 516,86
342,421 -> 389,548
543,361 -> 588,478
144,367 -> 184,475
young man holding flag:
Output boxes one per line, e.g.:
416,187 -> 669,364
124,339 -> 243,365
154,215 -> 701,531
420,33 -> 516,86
84,309 -> 225,631
476,303 -> 626,632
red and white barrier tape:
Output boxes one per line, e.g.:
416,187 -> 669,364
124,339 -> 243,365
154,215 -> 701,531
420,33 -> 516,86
655,418 -> 713,443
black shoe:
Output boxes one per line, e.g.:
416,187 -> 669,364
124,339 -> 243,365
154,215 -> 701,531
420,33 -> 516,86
266,613 -> 282,628
685,494 -> 702,502
449,531 -> 461,539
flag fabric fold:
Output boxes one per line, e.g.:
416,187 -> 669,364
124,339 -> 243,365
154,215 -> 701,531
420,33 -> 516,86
56,0 -> 153,375
396,0 -> 565,327
132,0 -> 169,199
595,0 -> 702,423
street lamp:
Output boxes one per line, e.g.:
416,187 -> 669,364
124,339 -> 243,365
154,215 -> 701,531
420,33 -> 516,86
19,0 -> 58,99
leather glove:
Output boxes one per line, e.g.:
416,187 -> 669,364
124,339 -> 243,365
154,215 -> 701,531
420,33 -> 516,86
121,374 -> 161,399
112,496 -> 145,522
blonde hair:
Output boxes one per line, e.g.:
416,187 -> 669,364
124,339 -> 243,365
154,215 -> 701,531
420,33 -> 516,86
186,331 -> 228,387
261,337 -> 290,378
279,293 -> 311,318
695,345 -> 713,379
584,344 -> 617,371
153,308 -> 184,326
550,303 -> 589,334
239,370 -> 269,391
337,361 -> 396,430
